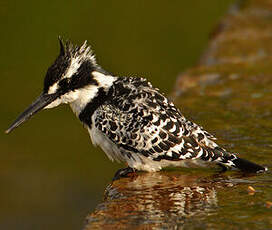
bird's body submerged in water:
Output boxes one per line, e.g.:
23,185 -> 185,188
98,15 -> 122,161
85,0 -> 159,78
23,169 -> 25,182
6,39 -> 267,179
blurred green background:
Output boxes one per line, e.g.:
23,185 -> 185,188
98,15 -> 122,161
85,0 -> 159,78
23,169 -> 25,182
1,0 -> 234,229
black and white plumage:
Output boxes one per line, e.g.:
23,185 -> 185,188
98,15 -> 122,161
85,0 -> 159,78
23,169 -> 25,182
6,39 -> 267,178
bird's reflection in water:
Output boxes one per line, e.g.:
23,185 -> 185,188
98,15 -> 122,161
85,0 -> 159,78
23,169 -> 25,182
84,171 -> 237,229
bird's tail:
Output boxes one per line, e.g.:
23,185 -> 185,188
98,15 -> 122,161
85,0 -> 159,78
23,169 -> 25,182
208,147 -> 267,173
231,157 -> 268,173
217,152 -> 268,173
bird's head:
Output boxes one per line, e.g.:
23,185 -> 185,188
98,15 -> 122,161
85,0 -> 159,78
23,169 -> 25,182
6,38 -> 113,133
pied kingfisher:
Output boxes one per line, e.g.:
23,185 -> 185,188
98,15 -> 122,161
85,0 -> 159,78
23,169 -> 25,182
6,38 -> 267,179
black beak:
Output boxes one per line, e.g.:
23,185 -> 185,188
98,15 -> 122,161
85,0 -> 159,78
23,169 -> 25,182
5,93 -> 58,134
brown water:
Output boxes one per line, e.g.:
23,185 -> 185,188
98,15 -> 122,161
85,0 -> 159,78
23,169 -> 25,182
85,171 -> 272,229
5,0 -> 272,229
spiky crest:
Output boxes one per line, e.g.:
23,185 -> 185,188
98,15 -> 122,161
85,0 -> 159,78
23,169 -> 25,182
59,38 -> 97,65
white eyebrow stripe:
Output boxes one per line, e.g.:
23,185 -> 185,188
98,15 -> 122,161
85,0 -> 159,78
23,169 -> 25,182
48,82 -> 59,94
65,56 -> 81,79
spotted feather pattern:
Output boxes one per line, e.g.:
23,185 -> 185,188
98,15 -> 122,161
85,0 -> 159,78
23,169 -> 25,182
92,76 -> 236,170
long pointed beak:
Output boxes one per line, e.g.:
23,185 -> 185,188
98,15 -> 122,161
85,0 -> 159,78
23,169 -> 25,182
5,93 -> 58,134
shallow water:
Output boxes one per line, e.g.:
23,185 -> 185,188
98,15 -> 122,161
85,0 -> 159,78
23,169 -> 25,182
85,170 -> 272,229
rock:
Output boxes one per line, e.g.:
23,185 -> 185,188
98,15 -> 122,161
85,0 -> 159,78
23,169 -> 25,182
173,0 -> 272,98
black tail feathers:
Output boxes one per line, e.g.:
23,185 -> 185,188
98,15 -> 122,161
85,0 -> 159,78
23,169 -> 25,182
232,157 -> 267,173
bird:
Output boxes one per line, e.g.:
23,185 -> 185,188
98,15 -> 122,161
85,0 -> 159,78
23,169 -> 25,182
6,38 -> 267,180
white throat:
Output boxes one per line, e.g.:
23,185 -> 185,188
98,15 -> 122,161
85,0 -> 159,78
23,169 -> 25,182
69,85 -> 99,116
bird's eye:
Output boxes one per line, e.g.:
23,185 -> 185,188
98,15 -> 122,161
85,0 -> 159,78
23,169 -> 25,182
58,78 -> 69,92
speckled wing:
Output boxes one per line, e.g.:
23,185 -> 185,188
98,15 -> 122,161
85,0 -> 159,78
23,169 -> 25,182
93,77 -> 228,163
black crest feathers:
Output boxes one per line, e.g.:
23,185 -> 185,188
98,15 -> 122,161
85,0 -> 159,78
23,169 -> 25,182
58,36 -> 65,56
